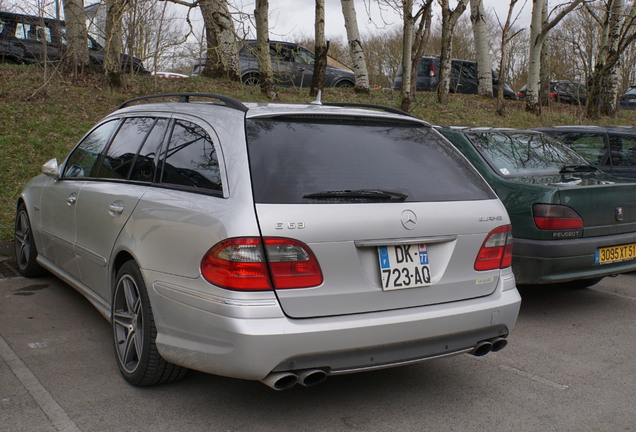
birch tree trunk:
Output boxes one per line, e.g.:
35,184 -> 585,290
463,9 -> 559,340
587,0 -> 633,118
400,0 -> 414,112
104,0 -> 126,88
341,0 -> 369,94
437,0 -> 469,104
255,0 -> 277,100
409,1 -> 434,98
469,0 -> 492,97
310,0 -> 327,97
525,0 -> 583,114
199,0 -> 240,81
62,0 -> 90,76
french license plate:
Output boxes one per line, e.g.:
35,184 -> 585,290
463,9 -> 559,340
378,244 -> 431,290
595,243 -> 636,264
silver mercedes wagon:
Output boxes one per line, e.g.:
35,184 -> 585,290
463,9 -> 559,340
15,93 -> 521,390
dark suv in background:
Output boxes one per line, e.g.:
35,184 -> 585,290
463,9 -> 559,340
192,40 -> 355,88
392,56 -> 517,99
0,11 -> 149,73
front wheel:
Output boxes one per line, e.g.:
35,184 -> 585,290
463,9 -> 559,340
112,261 -> 186,386
335,80 -> 354,88
14,203 -> 45,278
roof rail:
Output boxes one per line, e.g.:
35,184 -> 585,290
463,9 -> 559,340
117,93 -> 248,112
321,102 -> 415,118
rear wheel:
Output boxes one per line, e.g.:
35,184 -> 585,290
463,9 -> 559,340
242,73 -> 260,85
14,203 -> 45,278
112,260 -> 186,386
335,80 -> 354,88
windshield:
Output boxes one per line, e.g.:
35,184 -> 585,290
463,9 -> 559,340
246,117 -> 495,204
466,131 -> 590,176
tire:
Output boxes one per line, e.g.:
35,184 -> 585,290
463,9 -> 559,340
112,261 -> 186,386
335,80 -> 354,88
14,203 -> 45,278
242,73 -> 260,85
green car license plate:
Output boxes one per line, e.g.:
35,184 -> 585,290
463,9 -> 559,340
595,243 -> 636,264
378,244 -> 431,290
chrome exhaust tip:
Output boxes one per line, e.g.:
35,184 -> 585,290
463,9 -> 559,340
260,371 -> 299,391
297,369 -> 328,387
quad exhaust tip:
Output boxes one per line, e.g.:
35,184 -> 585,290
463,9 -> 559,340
261,369 -> 328,390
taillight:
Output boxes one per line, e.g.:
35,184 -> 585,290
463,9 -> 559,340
549,92 -> 557,100
200,237 -> 323,291
517,91 -> 524,98
429,61 -> 436,77
533,204 -> 583,230
475,225 -> 513,271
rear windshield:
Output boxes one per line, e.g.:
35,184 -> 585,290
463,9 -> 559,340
245,117 -> 495,204
466,131 -> 590,176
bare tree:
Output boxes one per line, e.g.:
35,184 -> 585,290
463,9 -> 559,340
199,0 -> 240,80
62,0 -> 90,76
341,0 -> 370,94
310,0 -> 327,97
104,0 -> 126,88
525,0 -> 584,114
496,0 -> 523,115
437,0 -> 469,104
586,0 -> 636,118
400,0 -> 415,111
469,0 -> 493,97
254,0 -> 277,99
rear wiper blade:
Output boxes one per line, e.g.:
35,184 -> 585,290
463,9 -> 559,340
559,164 -> 598,173
303,189 -> 408,201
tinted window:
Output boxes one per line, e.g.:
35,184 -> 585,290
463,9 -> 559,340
466,131 -> 588,176
610,135 -> 636,166
130,119 -> 168,182
96,117 -> 159,179
246,117 -> 495,204
160,120 -> 222,192
64,120 -> 118,178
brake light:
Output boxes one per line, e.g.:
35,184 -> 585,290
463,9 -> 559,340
474,225 -> 513,271
533,204 -> 583,230
517,91 -> 524,98
200,237 -> 323,291
549,92 -> 557,100
429,61 -> 436,77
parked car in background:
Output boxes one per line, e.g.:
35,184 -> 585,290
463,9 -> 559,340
438,127 -> 636,288
0,11 -> 149,73
192,40 -> 355,88
619,86 -> 636,110
152,71 -> 189,78
392,56 -> 518,100
536,125 -> 636,179
517,81 -> 587,105
15,93 -> 520,390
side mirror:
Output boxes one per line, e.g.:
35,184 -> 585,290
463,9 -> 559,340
41,158 -> 60,179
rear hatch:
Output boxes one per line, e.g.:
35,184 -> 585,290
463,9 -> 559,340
246,113 -> 510,318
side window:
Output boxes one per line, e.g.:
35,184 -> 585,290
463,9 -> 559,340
130,119 -> 168,182
618,135 -> 636,166
64,120 -> 119,178
293,48 -> 314,65
15,23 -> 29,40
160,120 -> 222,192
561,133 -> 608,165
95,117 -> 163,180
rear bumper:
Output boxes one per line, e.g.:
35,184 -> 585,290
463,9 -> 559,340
145,269 -> 520,381
513,232 -> 636,284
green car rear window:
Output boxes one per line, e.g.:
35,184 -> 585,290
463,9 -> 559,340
466,131 -> 589,176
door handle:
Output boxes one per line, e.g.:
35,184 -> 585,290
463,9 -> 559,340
66,193 -> 77,206
108,201 -> 125,216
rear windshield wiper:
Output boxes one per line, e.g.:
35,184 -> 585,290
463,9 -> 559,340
559,164 -> 598,173
303,189 -> 408,202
